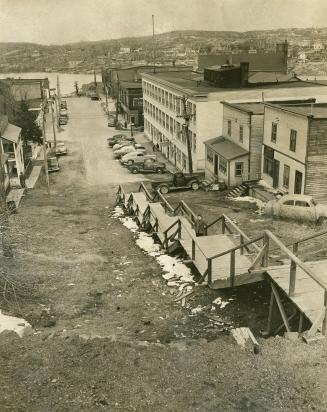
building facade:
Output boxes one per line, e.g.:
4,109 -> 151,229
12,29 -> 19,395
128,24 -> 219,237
261,103 -> 327,202
118,82 -> 143,126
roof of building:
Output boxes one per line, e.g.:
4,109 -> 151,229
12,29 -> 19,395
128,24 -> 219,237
222,101 -> 265,115
119,81 -> 143,89
204,137 -> 249,160
265,103 -> 327,119
198,52 -> 287,72
142,70 -> 324,96
248,72 -> 297,84
2,123 -> 21,143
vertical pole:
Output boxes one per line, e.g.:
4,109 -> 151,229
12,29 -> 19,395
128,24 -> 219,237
298,311 -> 304,333
230,250 -> 235,287
322,290 -> 327,336
289,243 -> 298,297
262,231 -> 269,267
50,100 -> 57,148
181,97 -> 193,174
207,258 -> 212,285
41,102 -> 50,195
152,14 -> 156,74
266,284 -> 275,335
178,219 -> 181,239
221,216 -> 226,234
192,238 -> 195,260
240,235 -> 244,255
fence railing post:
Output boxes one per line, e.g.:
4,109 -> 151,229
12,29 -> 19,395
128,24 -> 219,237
262,231 -> 270,267
192,239 -> 195,260
178,219 -> 181,239
207,258 -> 212,284
289,243 -> 298,297
222,216 -> 226,234
240,235 -> 244,255
230,251 -> 235,287
322,290 -> 327,336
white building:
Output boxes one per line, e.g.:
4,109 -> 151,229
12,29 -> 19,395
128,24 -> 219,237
142,71 -> 327,173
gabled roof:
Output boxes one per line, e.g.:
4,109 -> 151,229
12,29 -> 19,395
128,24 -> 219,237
2,123 -> 22,144
204,137 -> 248,160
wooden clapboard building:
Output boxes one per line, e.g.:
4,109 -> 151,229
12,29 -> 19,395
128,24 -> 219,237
262,103 -> 327,202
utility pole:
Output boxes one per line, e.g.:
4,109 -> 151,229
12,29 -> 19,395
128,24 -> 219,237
41,101 -> 50,195
50,99 -> 57,148
152,14 -> 156,73
115,74 -> 120,126
57,75 -> 61,110
94,70 -> 97,86
177,96 -> 194,174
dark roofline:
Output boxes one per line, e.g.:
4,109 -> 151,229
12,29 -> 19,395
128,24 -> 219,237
262,103 -> 327,119
221,101 -> 257,115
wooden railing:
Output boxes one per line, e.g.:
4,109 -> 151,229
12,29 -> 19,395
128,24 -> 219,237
253,230 -> 327,335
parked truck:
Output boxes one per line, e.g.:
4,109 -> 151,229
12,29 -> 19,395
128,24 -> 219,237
151,171 -> 202,194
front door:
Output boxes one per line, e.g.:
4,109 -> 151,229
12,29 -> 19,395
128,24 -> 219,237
214,154 -> 218,175
294,170 -> 303,194
272,159 -> 280,188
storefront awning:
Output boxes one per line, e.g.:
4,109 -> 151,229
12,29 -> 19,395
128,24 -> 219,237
2,123 -> 22,144
205,136 -> 248,161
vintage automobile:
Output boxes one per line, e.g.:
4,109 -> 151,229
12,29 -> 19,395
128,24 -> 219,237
47,156 -> 60,172
60,100 -> 67,110
120,153 -> 156,165
112,141 -> 133,151
264,194 -> 327,224
151,172 -> 202,194
108,117 -> 116,127
59,116 -> 68,125
107,135 -> 134,147
55,142 -> 68,156
128,159 -> 166,174
113,145 -> 146,159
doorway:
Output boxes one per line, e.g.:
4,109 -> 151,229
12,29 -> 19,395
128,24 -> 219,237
294,170 -> 303,194
272,159 -> 280,188
214,154 -> 218,175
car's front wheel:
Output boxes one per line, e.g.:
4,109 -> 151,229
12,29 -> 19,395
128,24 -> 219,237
191,182 -> 199,191
159,185 -> 169,194
156,168 -> 164,174
317,216 -> 327,225
131,167 -> 139,174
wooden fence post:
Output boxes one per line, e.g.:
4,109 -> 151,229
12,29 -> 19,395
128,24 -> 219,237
207,258 -> 212,284
230,250 -> 235,287
240,235 -> 244,255
262,232 -> 270,267
222,216 -> 225,234
192,239 -> 195,260
289,243 -> 298,297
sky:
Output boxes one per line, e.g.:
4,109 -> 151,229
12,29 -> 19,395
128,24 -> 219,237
0,0 -> 327,45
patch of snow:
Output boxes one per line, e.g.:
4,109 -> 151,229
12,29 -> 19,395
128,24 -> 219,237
191,305 -> 205,314
233,196 -> 265,211
250,218 -> 266,223
136,233 -> 161,256
257,179 -> 279,194
111,206 -> 125,218
121,217 -> 139,232
213,297 -> 230,309
0,310 -> 32,337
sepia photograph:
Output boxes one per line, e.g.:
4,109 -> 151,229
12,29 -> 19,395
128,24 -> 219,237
1,0 -> 327,410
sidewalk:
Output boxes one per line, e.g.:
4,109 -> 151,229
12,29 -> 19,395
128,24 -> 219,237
134,133 -> 178,173
26,165 -> 42,189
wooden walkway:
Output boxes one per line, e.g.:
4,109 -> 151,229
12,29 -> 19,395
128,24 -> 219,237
267,260 -> 327,326
116,183 -> 263,290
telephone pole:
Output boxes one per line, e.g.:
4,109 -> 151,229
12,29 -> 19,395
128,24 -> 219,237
177,96 -> 194,174
50,99 -> 57,148
115,74 -> 120,126
41,102 -> 50,195
152,14 -> 156,73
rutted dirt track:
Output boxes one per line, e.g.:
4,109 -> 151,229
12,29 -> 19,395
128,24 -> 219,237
1,97 -> 327,411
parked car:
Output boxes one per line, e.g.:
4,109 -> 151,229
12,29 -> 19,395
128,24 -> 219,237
90,93 -> 100,101
47,156 -> 60,172
264,194 -> 327,224
151,172 -> 202,194
120,153 -> 156,165
113,146 -> 146,159
108,117 -> 116,127
112,141 -> 133,151
55,142 -> 67,156
60,100 -> 67,110
128,159 -> 166,174
59,117 -> 68,125
108,135 -> 134,147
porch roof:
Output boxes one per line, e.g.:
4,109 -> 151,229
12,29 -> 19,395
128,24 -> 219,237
2,123 -> 21,144
205,136 -> 248,160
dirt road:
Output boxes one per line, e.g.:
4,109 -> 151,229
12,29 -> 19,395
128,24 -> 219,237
1,97 -> 327,412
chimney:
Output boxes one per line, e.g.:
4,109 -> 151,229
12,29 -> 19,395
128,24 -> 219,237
240,62 -> 249,87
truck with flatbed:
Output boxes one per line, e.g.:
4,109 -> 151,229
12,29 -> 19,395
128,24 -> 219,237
151,171 -> 202,194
